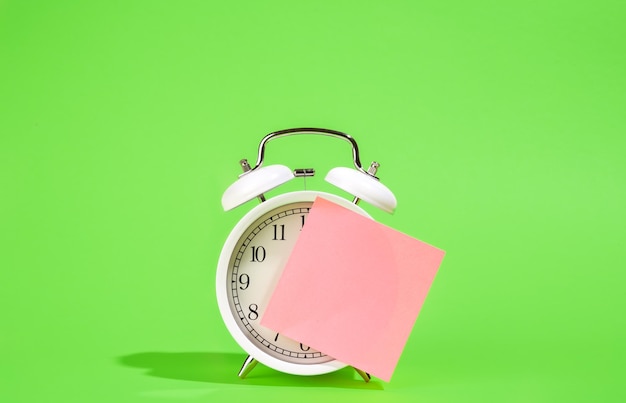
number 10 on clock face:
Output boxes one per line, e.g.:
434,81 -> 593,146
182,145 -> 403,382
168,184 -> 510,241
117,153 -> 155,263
226,200 -> 331,364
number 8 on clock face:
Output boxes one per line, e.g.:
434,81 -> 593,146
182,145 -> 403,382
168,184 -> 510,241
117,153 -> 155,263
217,191 -> 371,375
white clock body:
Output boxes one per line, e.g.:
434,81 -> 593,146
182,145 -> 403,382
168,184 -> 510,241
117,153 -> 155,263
216,191 -> 371,375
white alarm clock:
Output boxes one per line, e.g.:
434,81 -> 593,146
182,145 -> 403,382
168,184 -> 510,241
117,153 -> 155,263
216,128 -> 397,381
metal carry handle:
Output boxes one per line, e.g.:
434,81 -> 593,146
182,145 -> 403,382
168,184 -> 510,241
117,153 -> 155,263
249,128 -> 368,174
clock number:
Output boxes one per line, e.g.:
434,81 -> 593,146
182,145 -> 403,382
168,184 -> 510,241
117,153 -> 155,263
238,273 -> 250,290
300,343 -> 311,351
274,333 -> 280,342
300,215 -> 306,229
250,246 -> 266,262
272,224 -> 285,240
247,304 -> 259,320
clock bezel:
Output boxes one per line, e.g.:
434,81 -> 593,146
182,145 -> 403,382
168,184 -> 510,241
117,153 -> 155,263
216,190 -> 371,376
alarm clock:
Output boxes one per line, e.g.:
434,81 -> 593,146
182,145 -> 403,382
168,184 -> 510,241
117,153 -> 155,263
216,128 -> 397,381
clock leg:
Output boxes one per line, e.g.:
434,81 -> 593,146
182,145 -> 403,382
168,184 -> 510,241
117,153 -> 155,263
353,367 -> 371,382
238,355 -> 258,379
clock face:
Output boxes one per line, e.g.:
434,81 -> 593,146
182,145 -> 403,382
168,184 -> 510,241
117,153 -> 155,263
226,200 -> 331,364
216,191 -> 370,375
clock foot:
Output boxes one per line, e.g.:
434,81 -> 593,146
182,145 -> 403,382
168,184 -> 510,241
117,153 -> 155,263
238,355 -> 258,379
353,367 -> 371,382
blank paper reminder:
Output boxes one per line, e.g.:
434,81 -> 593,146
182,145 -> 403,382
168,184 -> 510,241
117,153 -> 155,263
261,197 -> 445,381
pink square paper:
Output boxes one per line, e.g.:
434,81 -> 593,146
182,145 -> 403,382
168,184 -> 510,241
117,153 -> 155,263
261,197 -> 445,381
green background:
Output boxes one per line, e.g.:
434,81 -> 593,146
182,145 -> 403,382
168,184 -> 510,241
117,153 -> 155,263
1,1 -> 624,401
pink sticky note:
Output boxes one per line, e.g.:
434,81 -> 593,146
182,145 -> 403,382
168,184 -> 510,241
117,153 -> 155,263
261,197 -> 445,382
